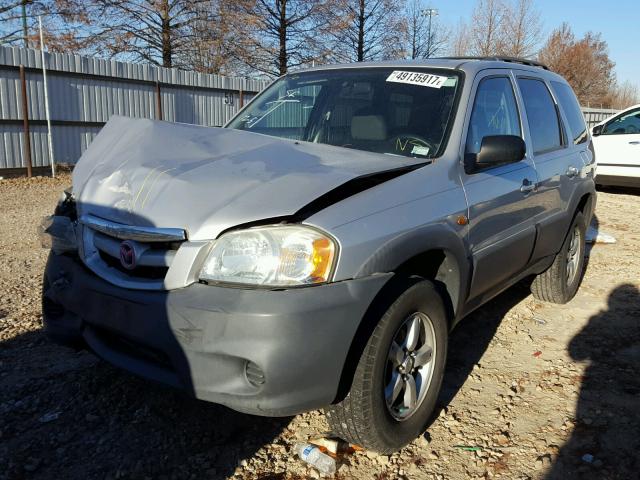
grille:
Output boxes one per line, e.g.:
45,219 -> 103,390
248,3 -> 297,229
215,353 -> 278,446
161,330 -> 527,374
79,214 -> 186,287
98,249 -> 169,280
89,325 -> 173,369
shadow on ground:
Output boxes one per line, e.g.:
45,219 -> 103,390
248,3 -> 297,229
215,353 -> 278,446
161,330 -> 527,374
546,284 -> 640,479
438,281 -> 532,412
596,185 -> 640,196
0,329 -> 291,480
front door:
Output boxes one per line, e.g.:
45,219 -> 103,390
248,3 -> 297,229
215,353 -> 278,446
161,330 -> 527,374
593,106 -> 640,175
460,71 -> 539,301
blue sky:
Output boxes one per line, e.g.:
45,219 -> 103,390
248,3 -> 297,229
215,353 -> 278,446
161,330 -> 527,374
436,0 -> 639,89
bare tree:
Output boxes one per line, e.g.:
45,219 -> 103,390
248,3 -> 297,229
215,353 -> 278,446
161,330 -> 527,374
81,0 -> 218,69
227,0 -> 335,76
403,0 -> 448,59
604,81 -> 640,110
538,23 -> 615,107
0,0 -> 95,50
177,0 -> 241,74
501,0 -> 542,58
449,19 -> 470,56
468,0 -> 505,56
330,0 -> 405,63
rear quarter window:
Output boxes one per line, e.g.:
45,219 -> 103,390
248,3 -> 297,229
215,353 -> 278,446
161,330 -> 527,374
551,81 -> 588,144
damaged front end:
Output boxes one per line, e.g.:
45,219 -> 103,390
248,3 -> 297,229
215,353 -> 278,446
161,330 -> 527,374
39,190 -> 79,255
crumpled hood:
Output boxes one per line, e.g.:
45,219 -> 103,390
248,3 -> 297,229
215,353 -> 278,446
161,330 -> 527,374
73,116 -> 419,240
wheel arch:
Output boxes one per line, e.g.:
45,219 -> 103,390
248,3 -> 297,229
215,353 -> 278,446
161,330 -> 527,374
333,225 -> 470,403
570,181 -> 597,225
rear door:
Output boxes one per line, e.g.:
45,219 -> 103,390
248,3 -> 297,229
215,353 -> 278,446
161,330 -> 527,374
515,76 -> 587,261
460,70 -> 539,301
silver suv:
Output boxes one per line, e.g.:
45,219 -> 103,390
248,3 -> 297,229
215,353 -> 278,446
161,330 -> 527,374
43,57 -> 596,452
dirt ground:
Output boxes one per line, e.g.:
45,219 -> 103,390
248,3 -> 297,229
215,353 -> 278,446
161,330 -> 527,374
1,173 -> 639,480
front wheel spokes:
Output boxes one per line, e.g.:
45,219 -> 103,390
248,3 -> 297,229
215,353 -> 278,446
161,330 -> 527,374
403,374 -> 417,410
413,345 -> 433,367
389,341 -> 404,366
403,315 -> 421,351
385,371 -> 403,407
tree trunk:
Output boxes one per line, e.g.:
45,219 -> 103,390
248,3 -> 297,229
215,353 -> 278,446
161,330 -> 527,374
411,14 -> 418,59
278,0 -> 288,75
357,0 -> 365,61
160,0 -> 172,68
21,0 -> 29,48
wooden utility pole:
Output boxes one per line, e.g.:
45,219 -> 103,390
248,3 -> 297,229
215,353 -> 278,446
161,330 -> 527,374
155,81 -> 163,120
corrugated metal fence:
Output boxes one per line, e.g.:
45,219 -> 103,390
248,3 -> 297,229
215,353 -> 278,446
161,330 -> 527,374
0,46 -> 269,172
581,107 -> 619,129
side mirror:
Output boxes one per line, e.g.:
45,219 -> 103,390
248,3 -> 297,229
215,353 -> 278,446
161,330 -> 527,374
465,135 -> 526,173
592,124 -> 603,136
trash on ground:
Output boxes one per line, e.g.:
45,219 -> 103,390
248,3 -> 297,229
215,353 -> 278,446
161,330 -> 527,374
533,315 -> 547,325
586,226 -> 616,244
453,445 -> 482,451
533,350 -> 543,357
295,442 -> 337,476
308,435 -> 363,457
38,411 -> 61,423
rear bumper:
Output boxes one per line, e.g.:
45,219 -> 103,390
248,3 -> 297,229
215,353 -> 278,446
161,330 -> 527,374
43,253 -> 391,416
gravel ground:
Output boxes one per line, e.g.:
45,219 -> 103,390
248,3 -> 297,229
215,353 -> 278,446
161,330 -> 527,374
1,174 -> 639,480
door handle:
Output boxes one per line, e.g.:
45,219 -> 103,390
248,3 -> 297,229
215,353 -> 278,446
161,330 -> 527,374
629,141 -> 640,145
566,166 -> 579,178
520,179 -> 537,193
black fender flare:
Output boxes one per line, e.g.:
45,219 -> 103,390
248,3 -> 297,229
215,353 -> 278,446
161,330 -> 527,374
354,223 -> 471,318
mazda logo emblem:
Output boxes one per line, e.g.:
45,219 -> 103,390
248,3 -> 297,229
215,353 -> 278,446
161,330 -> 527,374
119,240 -> 137,270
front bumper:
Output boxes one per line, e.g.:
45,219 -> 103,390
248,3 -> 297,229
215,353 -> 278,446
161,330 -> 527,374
43,253 -> 391,416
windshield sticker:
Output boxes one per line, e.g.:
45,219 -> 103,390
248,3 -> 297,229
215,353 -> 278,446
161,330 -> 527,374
411,145 -> 430,156
386,71 -> 448,89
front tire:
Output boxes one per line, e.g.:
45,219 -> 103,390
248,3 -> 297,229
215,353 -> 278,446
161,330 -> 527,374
531,211 -> 587,304
325,278 -> 448,453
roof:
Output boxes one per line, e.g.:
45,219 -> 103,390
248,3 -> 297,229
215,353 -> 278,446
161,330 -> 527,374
293,57 -> 566,82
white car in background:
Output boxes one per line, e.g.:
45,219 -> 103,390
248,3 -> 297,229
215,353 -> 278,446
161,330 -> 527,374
592,104 -> 640,187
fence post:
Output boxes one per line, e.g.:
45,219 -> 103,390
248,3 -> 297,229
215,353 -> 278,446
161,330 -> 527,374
239,87 -> 244,108
155,81 -> 163,121
19,65 -> 33,178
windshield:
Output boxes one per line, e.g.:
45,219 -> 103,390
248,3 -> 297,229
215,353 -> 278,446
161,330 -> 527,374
227,68 -> 461,159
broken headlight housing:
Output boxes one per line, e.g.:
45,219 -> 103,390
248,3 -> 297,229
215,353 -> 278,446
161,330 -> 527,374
199,225 -> 337,287
39,189 -> 78,254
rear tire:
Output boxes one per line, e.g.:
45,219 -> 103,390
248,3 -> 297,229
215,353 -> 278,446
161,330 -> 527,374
531,212 -> 586,304
325,278 -> 448,453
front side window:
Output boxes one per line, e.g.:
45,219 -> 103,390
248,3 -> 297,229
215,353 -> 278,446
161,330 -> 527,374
465,76 -> 521,155
551,81 -> 587,144
602,108 -> 640,135
227,68 -> 461,159
518,78 -> 563,154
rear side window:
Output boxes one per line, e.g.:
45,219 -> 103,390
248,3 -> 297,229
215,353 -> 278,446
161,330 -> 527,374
551,81 -> 587,144
465,77 -> 521,155
517,78 -> 563,154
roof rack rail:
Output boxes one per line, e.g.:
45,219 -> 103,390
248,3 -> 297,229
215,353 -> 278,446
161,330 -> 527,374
439,56 -> 549,70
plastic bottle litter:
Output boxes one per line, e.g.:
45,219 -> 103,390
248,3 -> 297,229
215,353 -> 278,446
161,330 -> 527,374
295,442 -> 337,476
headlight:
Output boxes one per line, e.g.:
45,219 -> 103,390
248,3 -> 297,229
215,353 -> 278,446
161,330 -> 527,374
199,225 -> 337,287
